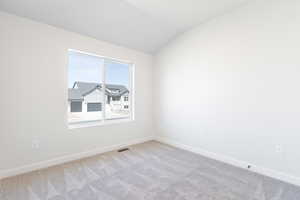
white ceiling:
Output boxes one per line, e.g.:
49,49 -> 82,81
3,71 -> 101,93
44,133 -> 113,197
0,0 -> 251,54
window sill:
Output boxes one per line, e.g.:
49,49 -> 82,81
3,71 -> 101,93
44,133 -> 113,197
68,118 -> 134,129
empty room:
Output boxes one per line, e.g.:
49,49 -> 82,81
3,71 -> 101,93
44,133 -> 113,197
1,0 -> 300,199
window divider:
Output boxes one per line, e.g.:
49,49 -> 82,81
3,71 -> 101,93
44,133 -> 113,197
102,60 -> 107,122
129,64 -> 134,120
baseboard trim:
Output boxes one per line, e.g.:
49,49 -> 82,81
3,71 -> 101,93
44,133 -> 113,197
0,136 -> 154,180
155,137 -> 300,187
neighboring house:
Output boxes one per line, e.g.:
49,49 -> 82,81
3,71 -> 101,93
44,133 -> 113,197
68,81 -> 129,113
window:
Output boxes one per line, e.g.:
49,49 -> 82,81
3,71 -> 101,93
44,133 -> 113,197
68,50 -> 133,126
112,96 -> 121,101
87,103 -> 102,112
105,60 -> 131,120
70,102 -> 82,112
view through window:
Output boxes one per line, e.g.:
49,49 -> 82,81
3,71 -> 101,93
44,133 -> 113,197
68,50 -> 132,124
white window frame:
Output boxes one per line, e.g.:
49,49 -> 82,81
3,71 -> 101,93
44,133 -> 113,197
67,49 -> 135,129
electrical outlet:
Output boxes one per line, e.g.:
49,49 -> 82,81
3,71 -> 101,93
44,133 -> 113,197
32,140 -> 40,149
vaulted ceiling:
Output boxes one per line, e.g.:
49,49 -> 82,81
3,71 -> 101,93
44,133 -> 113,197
0,0 -> 251,54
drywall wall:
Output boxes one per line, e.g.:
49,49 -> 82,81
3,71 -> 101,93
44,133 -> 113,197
154,0 -> 300,184
0,11 -> 153,176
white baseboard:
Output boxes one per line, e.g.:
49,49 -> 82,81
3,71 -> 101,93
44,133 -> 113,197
0,136 -> 154,180
155,137 -> 300,187
2,135 -> 300,187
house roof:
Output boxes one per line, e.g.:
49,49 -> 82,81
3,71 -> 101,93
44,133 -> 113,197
68,88 -> 84,101
68,81 -> 129,101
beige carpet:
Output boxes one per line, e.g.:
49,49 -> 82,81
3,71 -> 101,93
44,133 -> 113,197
1,141 -> 300,200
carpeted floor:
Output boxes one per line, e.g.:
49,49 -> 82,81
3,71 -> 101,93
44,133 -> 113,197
1,141 -> 300,200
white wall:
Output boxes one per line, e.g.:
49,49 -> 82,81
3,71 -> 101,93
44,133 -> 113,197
84,89 -> 103,104
0,12 -> 153,176
154,0 -> 300,184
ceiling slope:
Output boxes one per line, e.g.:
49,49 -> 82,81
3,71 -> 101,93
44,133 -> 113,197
0,0 -> 251,53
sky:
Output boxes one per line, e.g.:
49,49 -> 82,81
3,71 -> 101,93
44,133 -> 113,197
68,51 -> 130,88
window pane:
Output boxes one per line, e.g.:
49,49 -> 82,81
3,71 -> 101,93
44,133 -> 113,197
68,51 -> 104,123
87,103 -> 102,112
71,102 -> 82,112
105,60 -> 130,120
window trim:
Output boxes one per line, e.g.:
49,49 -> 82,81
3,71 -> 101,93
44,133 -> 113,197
67,49 -> 135,129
